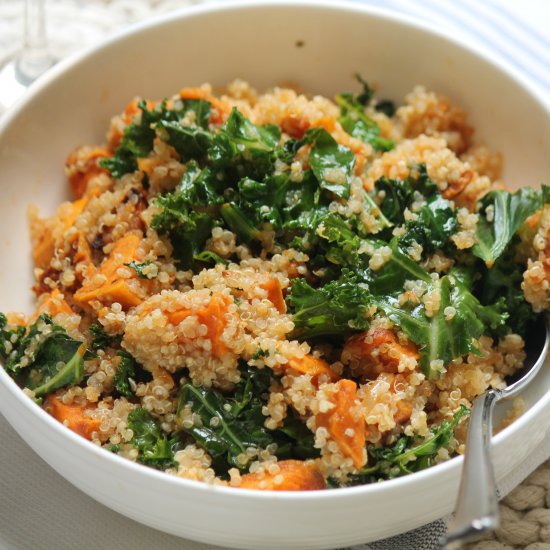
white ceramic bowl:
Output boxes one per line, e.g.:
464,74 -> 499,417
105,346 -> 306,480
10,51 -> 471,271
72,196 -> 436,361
1,2 -> 549,548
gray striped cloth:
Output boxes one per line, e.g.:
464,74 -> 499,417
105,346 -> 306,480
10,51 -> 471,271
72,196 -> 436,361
352,0 -> 549,95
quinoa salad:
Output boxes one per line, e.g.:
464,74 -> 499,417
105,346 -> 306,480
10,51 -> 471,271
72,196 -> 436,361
1,78 -> 549,491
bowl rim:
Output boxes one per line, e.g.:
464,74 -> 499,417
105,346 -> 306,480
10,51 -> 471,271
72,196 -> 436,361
1,0 -> 549,504
1,0 -> 549,132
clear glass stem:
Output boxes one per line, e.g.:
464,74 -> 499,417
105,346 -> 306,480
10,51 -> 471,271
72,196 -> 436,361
15,0 -> 55,85
25,0 -> 48,51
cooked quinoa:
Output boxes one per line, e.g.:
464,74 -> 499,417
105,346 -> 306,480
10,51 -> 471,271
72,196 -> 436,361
1,78 -> 548,490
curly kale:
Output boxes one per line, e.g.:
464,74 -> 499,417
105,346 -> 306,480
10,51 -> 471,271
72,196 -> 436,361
335,405 -> 470,486
474,186 -> 550,267
0,313 -> 25,373
113,350 -> 152,398
89,323 -> 121,351
96,83 -> 546,389
101,99 -> 212,178
150,110 -> 362,268
177,366 -> 318,475
127,408 -> 181,469
0,314 -> 90,397
288,270 -> 372,340
335,75 -> 394,152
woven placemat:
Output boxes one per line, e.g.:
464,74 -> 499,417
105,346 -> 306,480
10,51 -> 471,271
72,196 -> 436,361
461,461 -> 550,550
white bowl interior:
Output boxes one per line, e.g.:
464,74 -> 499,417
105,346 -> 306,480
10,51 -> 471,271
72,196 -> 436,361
1,2 -> 549,548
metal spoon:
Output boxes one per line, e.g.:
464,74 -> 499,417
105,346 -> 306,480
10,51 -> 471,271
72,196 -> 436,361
443,317 -> 550,546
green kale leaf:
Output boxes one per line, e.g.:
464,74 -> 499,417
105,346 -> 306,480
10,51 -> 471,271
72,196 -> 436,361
375,99 -> 396,117
473,187 -> 549,267
361,239 -> 432,295
100,101 -> 157,177
275,414 -> 318,460
288,270 -> 372,340
89,323 -> 121,351
400,195 -> 458,254
374,404 -> 469,476
236,174 -> 290,229
24,337 -> 86,398
193,250 -> 227,266
177,366 -> 318,474
177,162 -> 225,207
0,314 -> 89,396
208,108 -> 280,178
177,381 -> 273,473
372,165 -> 448,239
479,243 -> 537,338
342,405 -> 469,484
306,128 -> 355,199
372,177 -> 414,226
219,202 -> 262,244
124,260 -> 155,279
151,168 -> 221,269
0,313 -> 25,375
375,269 -> 507,378
100,99 -> 213,178
5,314 -> 90,397
113,350 -> 152,398
336,78 -> 394,152
223,108 -> 280,152
315,213 -> 366,266
157,119 -> 213,161
178,98 -> 211,129
128,408 -> 180,469
354,74 -> 375,105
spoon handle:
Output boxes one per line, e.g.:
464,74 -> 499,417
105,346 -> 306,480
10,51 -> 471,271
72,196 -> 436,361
444,390 -> 500,544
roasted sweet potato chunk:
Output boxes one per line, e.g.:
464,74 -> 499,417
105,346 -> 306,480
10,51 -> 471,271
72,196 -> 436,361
239,460 -> 326,491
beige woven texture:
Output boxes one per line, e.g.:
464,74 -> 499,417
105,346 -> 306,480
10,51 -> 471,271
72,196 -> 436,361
461,461 -> 550,550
